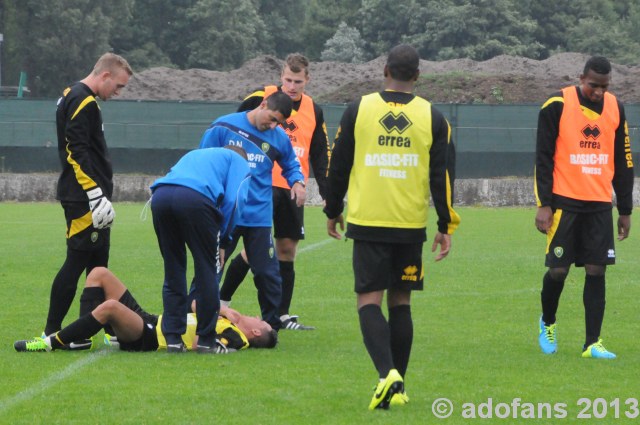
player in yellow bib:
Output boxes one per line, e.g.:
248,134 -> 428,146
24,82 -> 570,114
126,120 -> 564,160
325,44 -> 460,410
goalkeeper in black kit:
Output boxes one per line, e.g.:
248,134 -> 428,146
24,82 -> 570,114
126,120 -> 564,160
42,53 -> 133,344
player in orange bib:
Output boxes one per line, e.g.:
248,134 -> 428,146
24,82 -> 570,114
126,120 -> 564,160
534,56 -> 634,359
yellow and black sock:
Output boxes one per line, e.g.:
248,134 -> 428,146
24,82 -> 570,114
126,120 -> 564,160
56,313 -> 104,347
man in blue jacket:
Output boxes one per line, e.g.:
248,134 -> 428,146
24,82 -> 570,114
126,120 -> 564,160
150,145 -> 251,353
199,91 -> 306,331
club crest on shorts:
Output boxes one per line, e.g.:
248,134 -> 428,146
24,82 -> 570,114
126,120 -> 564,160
269,247 -> 274,258
91,232 -> 99,243
401,265 -> 419,281
554,247 -> 564,258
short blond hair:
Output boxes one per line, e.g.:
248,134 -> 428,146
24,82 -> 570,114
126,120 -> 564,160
93,53 -> 133,76
284,53 -> 309,76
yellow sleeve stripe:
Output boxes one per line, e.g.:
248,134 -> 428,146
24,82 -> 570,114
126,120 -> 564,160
65,142 -> 98,190
541,96 -> 563,110
70,96 -> 96,120
445,169 -> 461,234
67,95 -> 99,191
579,106 -> 600,120
533,167 -> 542,207
243,90 -> 265,101
444,121 -> 460,234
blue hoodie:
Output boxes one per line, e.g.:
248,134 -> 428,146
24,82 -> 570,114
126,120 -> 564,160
199,111 -> 303,227
151,147 -> 250,239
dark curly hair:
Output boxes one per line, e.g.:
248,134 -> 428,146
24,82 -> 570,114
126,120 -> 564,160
584,56 -> 611,76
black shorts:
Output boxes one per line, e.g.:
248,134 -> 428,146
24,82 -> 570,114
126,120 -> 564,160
118,318 -> 160,352
61,201 -> 110,252
545,209 -> 615,267
353,240 -> 424,293
272,187 -> 304,240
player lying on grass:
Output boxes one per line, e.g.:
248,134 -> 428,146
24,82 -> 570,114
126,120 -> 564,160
14,267 -> 278,353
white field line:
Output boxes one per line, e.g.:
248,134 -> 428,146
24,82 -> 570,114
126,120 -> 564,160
297,238 -> 335,254
0,350 -> 108,414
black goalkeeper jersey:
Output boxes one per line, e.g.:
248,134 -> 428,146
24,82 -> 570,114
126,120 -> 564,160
56,82 -> 113,202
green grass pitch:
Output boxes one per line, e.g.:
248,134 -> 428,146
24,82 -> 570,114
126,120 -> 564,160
1,203 -> 638,424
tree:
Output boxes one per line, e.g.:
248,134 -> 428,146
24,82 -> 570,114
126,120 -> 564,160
0,0 -> 28,88
183,0 -> 270,70
300,0 -> 361,60
404,0 -> 543,61
121,42 -> 175,71
13,0 -> 131,97
3,0 -> 638,96
358,0 -> 412,58
612,2 -> 640,65
109,0 -> 185,70
516,0 -> 581,58
257,0 -> 307,57
321,22 -> 366,63
563,0 -> 640,65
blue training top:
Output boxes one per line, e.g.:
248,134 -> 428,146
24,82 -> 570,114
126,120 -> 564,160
199,111 -> 303,227
151,147 -> 251,238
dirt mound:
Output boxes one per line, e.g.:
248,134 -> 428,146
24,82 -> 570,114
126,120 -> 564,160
118,52 -> 640,104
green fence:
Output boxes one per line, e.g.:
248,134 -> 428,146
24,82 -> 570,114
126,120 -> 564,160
1,99 -> 639,177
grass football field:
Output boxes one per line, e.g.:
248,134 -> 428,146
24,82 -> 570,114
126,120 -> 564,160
1,203 -> 638,424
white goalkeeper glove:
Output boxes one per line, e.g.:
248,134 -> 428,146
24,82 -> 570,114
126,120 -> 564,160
86,187 -> 115,229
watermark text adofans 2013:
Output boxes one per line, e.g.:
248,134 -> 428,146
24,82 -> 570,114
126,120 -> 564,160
431,397 -> 639,420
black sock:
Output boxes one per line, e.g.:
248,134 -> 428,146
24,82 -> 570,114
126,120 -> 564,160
541,271 -> 565,324
54,313 -> 104,347
583,274 -> 606,347
219,254 -> 250,302
388,305 -> 412,378
45,250 -> 91,334
278,261 -> 295,316
358,304 -> 394,378
79,286 -> 116,335
119,290 -> 158,324
79,287 -> 106,317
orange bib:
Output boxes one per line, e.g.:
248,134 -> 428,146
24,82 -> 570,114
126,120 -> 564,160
552,87 -> 619,201
264,86 -> 316,189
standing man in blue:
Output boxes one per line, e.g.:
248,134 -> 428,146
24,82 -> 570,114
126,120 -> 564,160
151,145 -> 251,353
199,91 -> 306,331
220,53 -> 330,330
